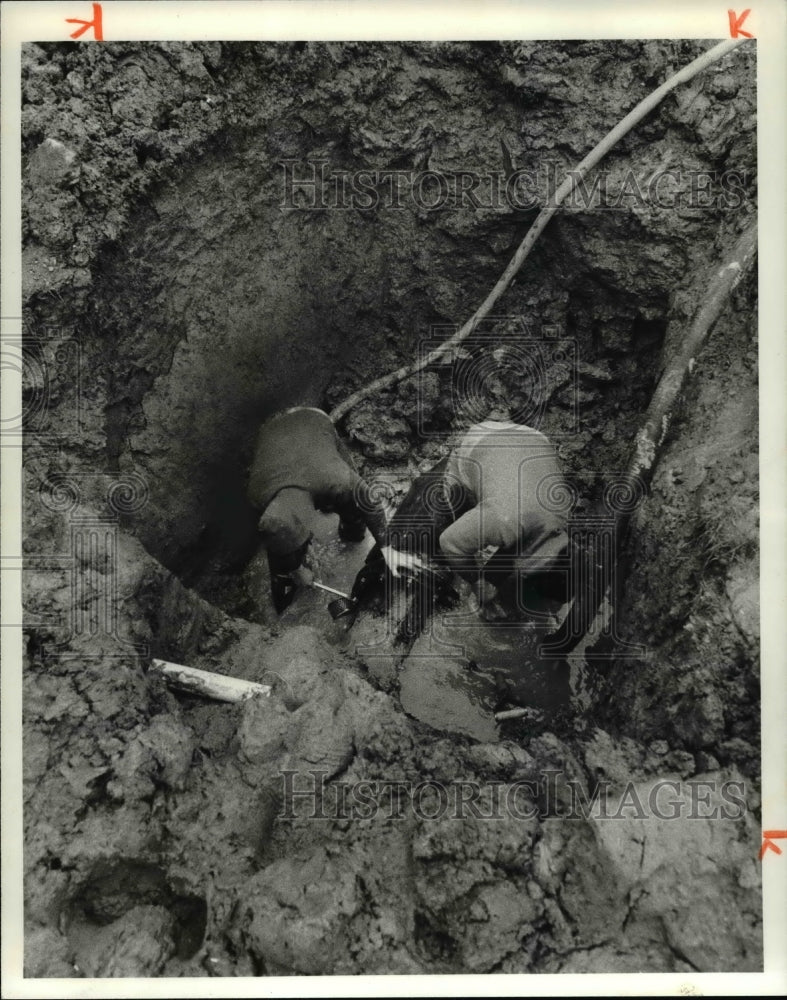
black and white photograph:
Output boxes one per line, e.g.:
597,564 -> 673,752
2,1 -> 785,992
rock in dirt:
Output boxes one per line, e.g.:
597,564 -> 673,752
237,693 -> 292,770
24,926 -> 75,978
410,791 -> 544,970
587,772 -> 761,971
108,714 -> 194,802
70,905 -> 176,978
458,881 -> 542,972
726,560 -> 759,645
241,849 -> 361,974
459,740 -> 538,779
26,137 -> 79,189
254,625 -> 341,706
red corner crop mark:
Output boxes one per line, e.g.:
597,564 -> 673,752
66,2 -> 103,41
728,8 -> 753,38
759,830 -> 787,859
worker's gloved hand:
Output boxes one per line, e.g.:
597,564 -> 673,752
271,573 -> 297,614
381,545 -> 427,579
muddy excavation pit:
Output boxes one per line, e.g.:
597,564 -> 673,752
21,40 -> 761,977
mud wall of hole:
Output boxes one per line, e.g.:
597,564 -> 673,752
92,147 -> 680,589
78,39 -> 748,584
77,40 -> 756,724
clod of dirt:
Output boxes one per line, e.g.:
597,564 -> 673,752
586,772 -> 761,972
240,849 -> 362,975
69,904 -> 177,978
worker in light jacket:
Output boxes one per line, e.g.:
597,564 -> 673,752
248,407 -> 389,612
385,412 -> 570,617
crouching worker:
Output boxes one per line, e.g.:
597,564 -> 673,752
248,407 -> 389,613
381,412 -> 570,622
437,412 -> 570,620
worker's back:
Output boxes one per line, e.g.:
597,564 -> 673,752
447,420 -> 565,523
248,407 -> 356,512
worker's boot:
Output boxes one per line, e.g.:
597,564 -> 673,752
271,573 -> 297,614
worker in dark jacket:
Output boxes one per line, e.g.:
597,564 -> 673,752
248,407 -> 389,612
383,412 -> 569,619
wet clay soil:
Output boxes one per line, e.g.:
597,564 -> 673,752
21,41 -> 760,976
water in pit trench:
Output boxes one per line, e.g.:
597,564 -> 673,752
397,608 -> 572,742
